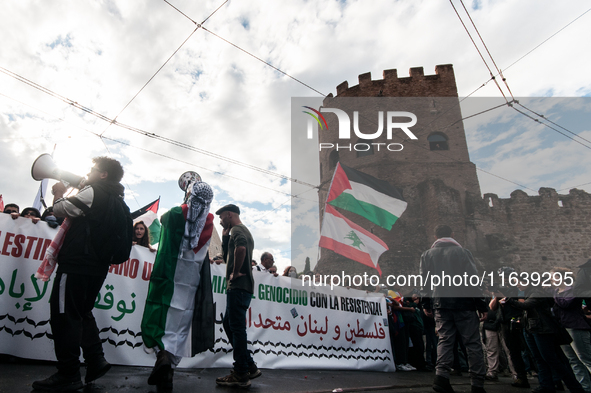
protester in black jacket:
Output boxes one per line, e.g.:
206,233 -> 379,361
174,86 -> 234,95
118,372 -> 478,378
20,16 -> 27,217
505,286 -> 584,393
33,157 -> 126,392
420,225 -> 487,393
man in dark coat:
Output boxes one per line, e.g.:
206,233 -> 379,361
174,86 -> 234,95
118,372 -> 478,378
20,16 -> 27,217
420,225 -> 488,393
33,157 -> 126,391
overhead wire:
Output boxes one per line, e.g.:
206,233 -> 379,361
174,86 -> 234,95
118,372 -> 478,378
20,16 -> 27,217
100,26 -> 201,137
447,0 -> 591,188
100,0 -> 230,137
501,7 -> 591,74
99,137 -> 141,208
458,0 -> 514,100
0,88 -> 317,204
253,186 -> 318,224
514,101 -> 591,146
452,0 -> 591,150
511,105 -> 591,150
448,0 -> 509,102
161,0 -> 325,96
3,1 -> 588,199
200,26 -> 326,97
0,66 -> 317,189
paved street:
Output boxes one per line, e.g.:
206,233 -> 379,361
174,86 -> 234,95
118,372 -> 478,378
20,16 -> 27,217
0,356 -> 539,393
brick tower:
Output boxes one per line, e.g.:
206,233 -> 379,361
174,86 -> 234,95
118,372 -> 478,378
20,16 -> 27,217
316,65 -> 482,283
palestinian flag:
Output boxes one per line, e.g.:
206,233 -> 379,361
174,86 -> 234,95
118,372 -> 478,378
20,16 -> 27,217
141,206 -> 215,357
131,197 -> 160,219
319,204 -> 388,275
327,163 -> 407,230
132,198 -> 161,246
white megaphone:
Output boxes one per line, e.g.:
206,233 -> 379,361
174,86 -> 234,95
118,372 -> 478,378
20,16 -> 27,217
31,153 -> 85,188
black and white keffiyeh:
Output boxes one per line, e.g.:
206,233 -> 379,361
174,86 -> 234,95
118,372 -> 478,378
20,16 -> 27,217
431,237 -> 462,248
181,181 -> 214,252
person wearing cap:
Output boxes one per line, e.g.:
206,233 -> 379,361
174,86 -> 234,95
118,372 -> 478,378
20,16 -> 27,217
210,253 -> 225,265
215,204 -> 260,388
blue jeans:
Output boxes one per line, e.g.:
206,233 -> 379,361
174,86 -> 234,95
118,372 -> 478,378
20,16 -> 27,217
563,329 -> 591,391
223,289 -> 254,374
524,331 -> 584,393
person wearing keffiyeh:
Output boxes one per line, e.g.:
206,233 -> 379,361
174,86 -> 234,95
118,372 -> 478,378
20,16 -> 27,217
140,177 -> 215,391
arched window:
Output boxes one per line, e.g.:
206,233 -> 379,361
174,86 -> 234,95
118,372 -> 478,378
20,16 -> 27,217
428,133 -> 449,151
328,150 -> 339,171
355,139 -> 374,158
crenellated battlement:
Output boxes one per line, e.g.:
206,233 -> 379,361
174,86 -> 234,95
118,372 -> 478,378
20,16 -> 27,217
334,64 -> 458,97
482,188 -> 591,210
467,187 -> 591,273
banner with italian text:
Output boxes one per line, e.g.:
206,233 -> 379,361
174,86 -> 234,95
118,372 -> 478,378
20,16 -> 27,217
0,214 -> 394,371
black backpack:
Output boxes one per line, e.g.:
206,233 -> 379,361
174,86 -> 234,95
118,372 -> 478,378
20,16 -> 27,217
68,192 -> 133,265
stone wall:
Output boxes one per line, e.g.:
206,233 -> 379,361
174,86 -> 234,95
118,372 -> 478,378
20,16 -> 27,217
468,187 -> 591,274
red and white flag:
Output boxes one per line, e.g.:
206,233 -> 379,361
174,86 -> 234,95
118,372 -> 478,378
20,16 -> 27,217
319,204 -> 388,275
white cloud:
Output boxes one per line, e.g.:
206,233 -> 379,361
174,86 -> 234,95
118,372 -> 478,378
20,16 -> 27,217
1,0 -> 591,259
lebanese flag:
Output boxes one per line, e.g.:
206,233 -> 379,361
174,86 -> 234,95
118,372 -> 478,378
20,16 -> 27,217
141,207 -> 214,357
327,163 -> 407,230
320,204 -> 388,275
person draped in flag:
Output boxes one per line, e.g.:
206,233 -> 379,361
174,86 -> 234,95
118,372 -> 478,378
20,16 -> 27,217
141,172 -> 215,391
215,204 -> 261,388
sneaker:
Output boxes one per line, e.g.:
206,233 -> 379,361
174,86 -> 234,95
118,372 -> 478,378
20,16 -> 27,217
433,375 -> 455,393
248,362 -> 262,379
32,372 -> 84,391
85,357 -> 111,384
485,374 -> 499,382
511,378 -> 530,388
216,370 -> 251,388
404,364 -> 417,371
397,364 -> 412,371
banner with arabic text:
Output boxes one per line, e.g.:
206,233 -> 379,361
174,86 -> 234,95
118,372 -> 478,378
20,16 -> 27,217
0,214 -> 394,371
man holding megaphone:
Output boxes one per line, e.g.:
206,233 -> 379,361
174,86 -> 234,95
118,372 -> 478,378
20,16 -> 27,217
33,156 -> 132,392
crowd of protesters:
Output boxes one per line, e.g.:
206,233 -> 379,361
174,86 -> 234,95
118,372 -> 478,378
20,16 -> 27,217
5,199 -> 591,393
2,199 -> 64,228
380,224 -> 591,393
382,271 -> 591,393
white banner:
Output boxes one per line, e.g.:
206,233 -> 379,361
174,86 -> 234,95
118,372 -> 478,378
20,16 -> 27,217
0,214 -> 394,371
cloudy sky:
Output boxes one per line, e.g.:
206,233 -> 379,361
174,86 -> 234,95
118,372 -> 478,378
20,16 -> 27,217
1,0 -> 590,273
